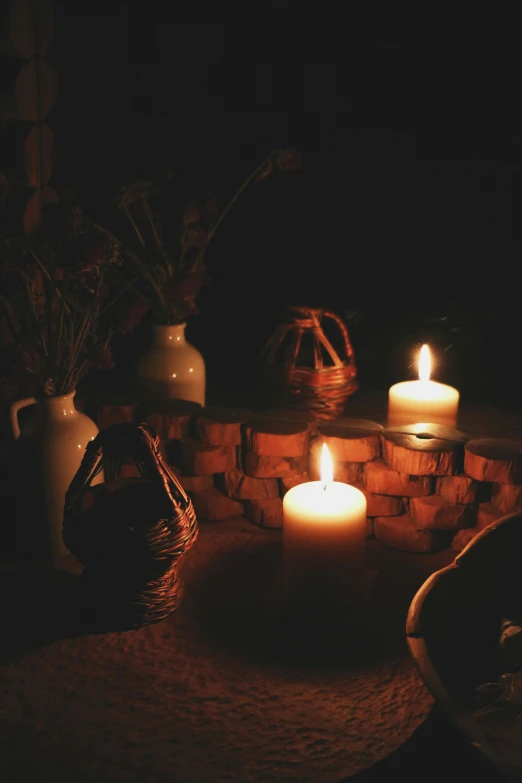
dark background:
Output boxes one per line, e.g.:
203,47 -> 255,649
2,4 -> 522,407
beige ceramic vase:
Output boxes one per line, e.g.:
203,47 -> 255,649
135,323 -> 206,405
9,391 -> 102,565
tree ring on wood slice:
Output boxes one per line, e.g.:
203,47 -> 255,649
315,420 -> 382,463
180,439 -> 236,475
244,452 -> 309,478
382,430 -> 462,476
258,407 -> 318,434
143,399 -> 202,443
383,422 -> 469,445
382,425 -> 466,454
464,438 -> 522,484
196,406 -> 254,446
318,417 -> 384,434
261,408 -> 318,425
245,417 -> 309,457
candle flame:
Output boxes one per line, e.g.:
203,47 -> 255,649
418,344 -> 431,381
320,443 -> 334,487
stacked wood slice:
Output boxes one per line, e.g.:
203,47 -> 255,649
310,418 -> 384,539
90,401 -> 522,552
373,426 -> 522,554
241,410 -> 315,528
178,406 -> 250,523
455,437 -> 522,551
148,405 -> 315,528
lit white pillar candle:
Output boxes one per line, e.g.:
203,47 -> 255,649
280,444 -> 369,621
388,344 -> 459,428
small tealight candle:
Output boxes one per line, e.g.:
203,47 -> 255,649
279,444 -> 369,622
388,344 -> 459,428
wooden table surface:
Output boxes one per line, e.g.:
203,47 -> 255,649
0,390 -> 519,782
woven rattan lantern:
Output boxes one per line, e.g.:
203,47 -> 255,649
63,422 -> 198,630
261,307 -> 358,420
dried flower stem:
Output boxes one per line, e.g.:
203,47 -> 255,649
0,294 -> 20,340
190,152 -> 277,271
211,153 -> 275,238
123,205 -> 147,249
142,195 -> 172,274
29,248 -> 71,316
92,223 -> 141,265
112,148 -> 297,324
21,272 -> 48,357
141,196 -> 162,249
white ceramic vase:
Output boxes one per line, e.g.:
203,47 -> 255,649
136,323 -> 206,405
9,391 -> 101,564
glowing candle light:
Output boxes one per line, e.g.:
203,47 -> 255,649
388,344 -> 459,428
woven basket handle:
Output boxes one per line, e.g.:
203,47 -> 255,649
262,307 -> 356,369
321,310 -> 356,364
65,422 -> 189,511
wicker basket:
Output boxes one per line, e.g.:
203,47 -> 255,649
261,306 -> 358,420
63,422 -> 198,630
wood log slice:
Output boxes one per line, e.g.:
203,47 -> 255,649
491,483 -> 522,514
382,428 -> 462,476
244,453 -> 309,479
321,417 -> 384,434
196,406 -> 253,446
145,399 -> 201,442
190,487 -> 244,521
353,482 -> 403,516
451,527 -> 479,553
384,422 -> 469,442
363,459 -> 433,497
220,468 -> 279,500
279,473 -> 310,494
335,462 -> 364,484
435,474 -> 481,505
308,451 -> 362,483
477,501 -> 506,531
245,417 -> 309,457
464,438 -> 522,484
260,408 -> 318,432
315,422 -> 382,463
178,474 -> 214,492
97,403 -> 138,432
410,495 -> 475,531
243,497 -> 284,529
373,515 -> 450,553
180,439 -> 236,475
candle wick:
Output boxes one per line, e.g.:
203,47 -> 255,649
323,482 -> 328,491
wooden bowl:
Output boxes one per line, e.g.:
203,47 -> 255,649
406,511 -> 522,779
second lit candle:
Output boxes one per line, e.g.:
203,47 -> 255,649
388,344 -> 459,428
